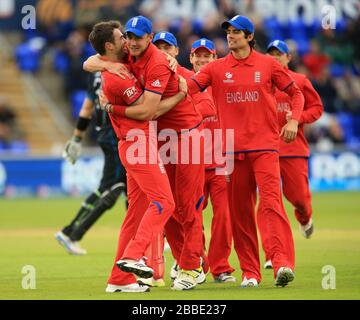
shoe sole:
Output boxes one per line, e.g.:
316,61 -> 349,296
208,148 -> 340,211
137,279 -> 165,287
106,287 -> 150,293
117,262 -> 154,279
305,224 -> 314,239
171,284 -> 196,291
275,269 -> 295,287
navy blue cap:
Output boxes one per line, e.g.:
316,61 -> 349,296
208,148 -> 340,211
191,38 -> 216,54
267,40 -> 289,54
125,16 -> 152,37
221,15 -> 255,34
153,31 -> 178,47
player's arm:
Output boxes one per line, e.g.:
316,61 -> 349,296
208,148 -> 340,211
83,54 -> 130,79
298,78 -> 323,124
103,64 -> 174,121
153,75 -> 188,119
272,60 -> 304,143
63,97 -> 94,164
192,90 -> 216,119
187,62 -> 213,96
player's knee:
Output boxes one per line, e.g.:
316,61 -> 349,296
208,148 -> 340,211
101,183 -> 125,209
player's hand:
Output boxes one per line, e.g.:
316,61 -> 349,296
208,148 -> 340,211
105,61 -> 131,79
286,110 -> 292,122
63,136 -> 82,165
280,119 -> 298,143
99,90 -> 109,110
164,52 -> 178,72
178,75 -> 188,96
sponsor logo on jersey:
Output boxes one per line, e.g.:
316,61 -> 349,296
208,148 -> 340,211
223,72 -> 234,83
151,80 -> 162,88
124,86 -> 138,99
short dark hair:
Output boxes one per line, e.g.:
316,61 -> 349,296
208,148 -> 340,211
88,21 -> 121,55
244,30 -> 256,49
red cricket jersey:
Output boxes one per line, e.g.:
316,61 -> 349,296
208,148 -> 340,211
276,68 -> 323,157
101,70 -> 145,140
129,43 -> 202,132
178,66 -> 219,168
177,65 -> 216,119
188,50 -> 304,153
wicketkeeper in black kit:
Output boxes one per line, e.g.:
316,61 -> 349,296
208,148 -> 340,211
55,72 -> 127,255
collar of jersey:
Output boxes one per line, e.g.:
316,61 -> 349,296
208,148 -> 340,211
132,42 -> 157,69
226,49 -> 257,67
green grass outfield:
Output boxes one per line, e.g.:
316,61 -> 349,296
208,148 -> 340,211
0,192 -> 359,300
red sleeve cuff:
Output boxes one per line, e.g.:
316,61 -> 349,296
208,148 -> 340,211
112,105 -> 127,117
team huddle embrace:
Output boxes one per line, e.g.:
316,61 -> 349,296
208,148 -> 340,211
58,13 -> 323,293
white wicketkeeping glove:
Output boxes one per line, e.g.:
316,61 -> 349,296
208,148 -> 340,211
62,136 -> 82,165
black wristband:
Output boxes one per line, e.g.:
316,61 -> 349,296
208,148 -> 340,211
76,116 -> 91,131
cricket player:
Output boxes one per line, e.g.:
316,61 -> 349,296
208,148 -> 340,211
259,40 -> 323,269
154,32 -> 235,282
85,16 -> 207,291
187,15 -> 305,287
189,38 -> 236,282
152,31 -> 217,282
55,71 -> 127,256
87,21 -> 189,293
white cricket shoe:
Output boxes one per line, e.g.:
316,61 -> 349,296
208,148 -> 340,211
172,270 -> 197,291
214,272 -> 237,283
300,219 -> 314,239
137,277 -> 165,287
54,231 -> 87,255
170,261 -> 180,280
240,277 -> 259,288
275,267 -> 295,287
116,258 -> 154,279
264,260 -> 273,269
105,283 -> 150,293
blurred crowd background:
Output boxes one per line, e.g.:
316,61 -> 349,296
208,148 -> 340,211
1,0 -> 360,155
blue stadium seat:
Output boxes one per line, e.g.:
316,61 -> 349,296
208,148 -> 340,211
330,63 -> 347,78
53,50 -> 69,73
15,43 -> 40,72
263,17 -> 284,41
71,90 -> 87,119
337,112 -> 355,143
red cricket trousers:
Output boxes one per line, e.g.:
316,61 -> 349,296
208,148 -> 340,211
258,157 -> 312,262
161,129 -> 205,270
107,138 -> 175,286
227,152 -> 295,282
203,169 -> 235,278
280,157 -> 312,225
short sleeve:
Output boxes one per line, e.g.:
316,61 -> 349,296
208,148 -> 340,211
103,72 -> 143,106
144,63 -> 172,95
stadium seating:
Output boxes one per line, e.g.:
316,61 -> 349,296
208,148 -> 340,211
71,90 -> 87,119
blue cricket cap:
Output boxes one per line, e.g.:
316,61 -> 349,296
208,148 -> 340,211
267,40 -> 290,54
221,15 -> 255,34
125,16 -> 152,37
191,38 -> 216,54
153,31 -> 178,47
